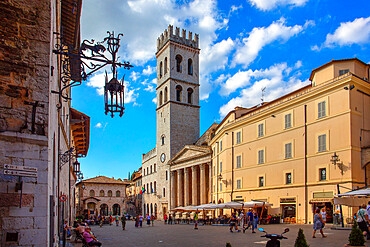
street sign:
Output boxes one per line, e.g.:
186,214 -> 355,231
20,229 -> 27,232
3,164 -> 37,178
59,195 -> 67,202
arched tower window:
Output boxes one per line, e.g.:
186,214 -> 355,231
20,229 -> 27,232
159,61 -> 163,78
154,163 -> 156,172
159,91 -> 163,106
150,165 -> 152,174
116,190 -> 120,197
176,85 -> 182,102
164,57 -> 168,74
100,190 -> 104,197
161,135 -> 165,145
175,55 -> 182,73
108,190 -> 112,197
188,59 -> 193,75
154,181 -> 157,193
164,87 -> 168,102
187,88 -> 193,104
89,190 -> 95,197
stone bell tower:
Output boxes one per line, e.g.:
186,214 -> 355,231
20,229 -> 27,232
156,25 -> 200,164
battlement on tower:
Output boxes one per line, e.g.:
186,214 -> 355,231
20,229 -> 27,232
157,25 -> 199,52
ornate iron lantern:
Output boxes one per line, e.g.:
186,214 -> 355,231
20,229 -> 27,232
73,160 -> 80,174
52,31 -> 133,117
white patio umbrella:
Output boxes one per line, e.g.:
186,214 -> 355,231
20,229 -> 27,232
194,203 -> 216,210
334,187 -> 370,206
210,201 -> 244,209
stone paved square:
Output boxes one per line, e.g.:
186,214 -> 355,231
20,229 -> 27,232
71,222 -> 370,247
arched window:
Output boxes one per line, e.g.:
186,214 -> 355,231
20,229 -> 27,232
159,91 -> 163,106
89,190 -> 95,197
188,58 -> 193,75
147,183 -> 149,193
116,190 -> 120,197
147,167 -> 149,175
150,182 -> 153,193
176,85 -> 182,102
159,61 -> 163,78
108,190 -> 112,197
164,57 -> 168,74
144,169 -> 146,176
154,163 -> 156,172
161,135 -> 165,145
99,190 -> 104,197
150,165 -> 152,174
154,181 -> 156,193
163,187 -> 166,197
175,55 -> 182,73
187,88 -> 193,104
164,87 -> 168,102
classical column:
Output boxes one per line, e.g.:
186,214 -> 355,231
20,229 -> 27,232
208,163 -> 212,203
177,169 -> 184,206
200,164 -> 206,205
192,166 -> 198,205
184,168 -> 190,206
171,171 -> 177,209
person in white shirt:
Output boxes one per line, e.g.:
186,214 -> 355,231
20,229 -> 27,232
320,207 -> 327,227
366,201 -> 370,216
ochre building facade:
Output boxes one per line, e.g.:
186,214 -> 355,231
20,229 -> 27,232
210,58 -> 370,224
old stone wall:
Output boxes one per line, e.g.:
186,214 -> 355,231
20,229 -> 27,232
0,0 -> 52,246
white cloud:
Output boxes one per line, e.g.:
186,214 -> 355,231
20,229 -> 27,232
232,18 -> 312,68
86,72 -> 138,104
219,62 -> 310,117
142,65 -> 155,75
248,0 -> 308,11
81,0 -> 227,65
324,17 -> 370,47
230,4 -> 243,14
152,97 -> 157,104
95,123 -> 102,128
130,71 -> 140,81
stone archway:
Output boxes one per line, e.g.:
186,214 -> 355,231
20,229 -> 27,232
113,204 -> 120,216
100,204 -> 108,216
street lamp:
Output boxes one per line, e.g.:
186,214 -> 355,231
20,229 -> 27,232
330,152 -> 345,175
73,160 -> 80,174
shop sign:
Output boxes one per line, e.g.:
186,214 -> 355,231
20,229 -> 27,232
280,198 -> 296,204
313,192 -> 333,198
309,198 -> 334,204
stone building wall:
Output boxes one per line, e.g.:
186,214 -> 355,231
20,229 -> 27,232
0,0 -> 53,246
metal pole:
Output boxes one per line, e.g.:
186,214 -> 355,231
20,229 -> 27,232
337,184 -> 344,227
304,105 -> 308,224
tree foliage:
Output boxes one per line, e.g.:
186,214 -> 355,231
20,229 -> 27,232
349,221 -> 365,246
294,228 -> 309,247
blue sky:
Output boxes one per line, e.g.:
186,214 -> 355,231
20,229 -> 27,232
73,0 -> 370,180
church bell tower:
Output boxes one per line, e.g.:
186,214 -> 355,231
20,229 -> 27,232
156,25 -> 200,164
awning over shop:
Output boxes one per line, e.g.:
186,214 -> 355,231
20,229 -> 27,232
309,198 -> 334,204
209,201 -> 244,209
334,187 -> 370,206
70,108 -> 90,157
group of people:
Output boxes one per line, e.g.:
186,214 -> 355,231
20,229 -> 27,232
228,209 -> 259,233
355,202 -> 370,240
64,220 -> 102,246
133,214 -> 156,228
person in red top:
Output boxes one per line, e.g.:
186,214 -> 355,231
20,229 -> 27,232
164,214 -> 168,224
83,227 -> 102,246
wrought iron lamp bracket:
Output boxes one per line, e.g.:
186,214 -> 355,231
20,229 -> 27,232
52,31 -> 133,113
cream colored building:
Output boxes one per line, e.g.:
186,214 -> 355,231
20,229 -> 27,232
126,168 -> 142,216
210,58 -> 370,224
76,176 -> 129,217
142,25 -> 200,219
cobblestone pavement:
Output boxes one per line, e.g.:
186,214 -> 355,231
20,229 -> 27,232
71,221 -> 370,247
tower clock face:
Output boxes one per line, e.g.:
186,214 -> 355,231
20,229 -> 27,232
160,153 -> 166,163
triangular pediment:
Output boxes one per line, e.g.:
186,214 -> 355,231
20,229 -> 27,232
169,145 -> 211,165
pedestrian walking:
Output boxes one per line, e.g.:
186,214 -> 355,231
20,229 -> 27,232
320,207 -> 326,228
164,214 -> 168,224
243,209 -> 255,233
312,208 -> 327,238
357,204 -> 370,240
253,211 -> 258,230
139,214 -> 143,227
228,214 -> 240,233
239,211 -> 245,229
115,215 -> 119,226
194,210 -> 199,229
146,214 -> 151,226
168,214 -> 173,225
151,214 -> 155,226
109,215 -> 113,225
121,214 -> 126,230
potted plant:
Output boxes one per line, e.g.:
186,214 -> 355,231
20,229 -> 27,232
346,221 -> 365,247
294,228 -> 309,247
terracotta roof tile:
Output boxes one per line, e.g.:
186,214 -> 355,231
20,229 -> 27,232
81,176 -> 130,185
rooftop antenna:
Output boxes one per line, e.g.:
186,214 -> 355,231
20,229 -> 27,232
261,87 -> 266,104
